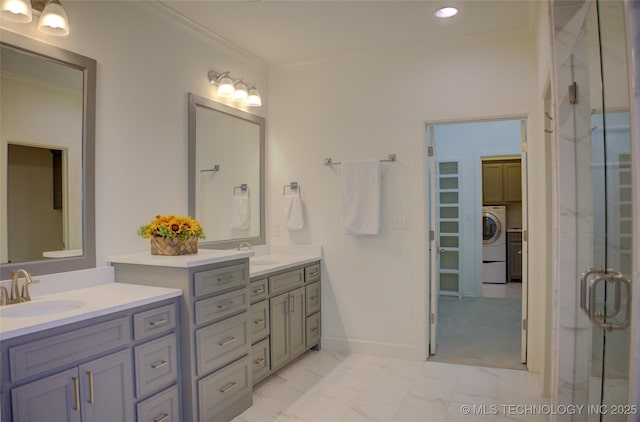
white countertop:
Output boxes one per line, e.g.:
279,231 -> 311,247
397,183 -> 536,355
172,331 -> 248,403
0,283 -> 181,340
250,254 -> 321,278
107,248 -> 254,268
248,245 -> 322,278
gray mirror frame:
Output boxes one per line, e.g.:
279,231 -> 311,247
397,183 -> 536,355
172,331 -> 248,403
188,93 -> 266,250
0,30 -> 96,279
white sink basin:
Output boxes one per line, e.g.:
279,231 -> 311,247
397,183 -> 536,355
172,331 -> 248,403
250,260 -> 280,266
1,299 -> 85,318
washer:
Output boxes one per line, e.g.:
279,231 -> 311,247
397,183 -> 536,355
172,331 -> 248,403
482,205 -> 507,283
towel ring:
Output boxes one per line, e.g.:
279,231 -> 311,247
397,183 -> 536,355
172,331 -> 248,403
283,182 -> 300,196
234,184 -> 250,197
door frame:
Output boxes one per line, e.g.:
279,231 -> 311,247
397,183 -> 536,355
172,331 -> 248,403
425,115 -> 530,362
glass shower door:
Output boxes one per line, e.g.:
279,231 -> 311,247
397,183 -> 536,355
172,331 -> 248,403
553,0 -> 632,419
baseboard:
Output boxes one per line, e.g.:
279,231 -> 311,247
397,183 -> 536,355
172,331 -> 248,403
320,336 -> 421,360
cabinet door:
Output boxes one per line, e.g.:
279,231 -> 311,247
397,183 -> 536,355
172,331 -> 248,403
288,287 -> 306,358
503,162 -> 522,202
508,241 -> 523,281
79,349 -> 134,422
11,368 -> 81,422
269,293 -> 290,371
482,163 -> 504,204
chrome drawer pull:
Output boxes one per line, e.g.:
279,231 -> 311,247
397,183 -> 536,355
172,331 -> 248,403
154,413 -> 170,422
152,360 -> 168,369
310,296 -> 318,301
310,327 -> 318,332
217,300 -> 234,309
253,287 -> 265,294
254,357 -> 265,365
220,382 -> 238,393
254,318 -> 265,325
150,318 -> 167,327
218,336 -> 237,346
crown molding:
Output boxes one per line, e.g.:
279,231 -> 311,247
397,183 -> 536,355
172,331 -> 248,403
131,1 -> 269,71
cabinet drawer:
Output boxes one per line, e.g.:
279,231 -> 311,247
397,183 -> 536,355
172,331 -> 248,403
134,304 -> 176,341
306,313 -> 321,348
9,317 -> 130,382
196,312 -> 249,375
134,334 -> 178,398
305,282 -> 320,316
198,355 -> 251,422
137,385 -> 180,422
195,288 -> 249,325
251,338 -> 270,384
269,268 -> 303,295
194,263 -> 248,297
304,263 -> 320,283
250,300 -> 270,344
249,278 -> 268,303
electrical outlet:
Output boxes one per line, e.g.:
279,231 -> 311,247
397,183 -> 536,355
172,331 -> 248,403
274,224 -> 281,237
393,216 -> 406,230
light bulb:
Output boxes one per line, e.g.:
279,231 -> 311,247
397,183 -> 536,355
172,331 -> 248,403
233,81 -> 248,101
217,74 -> 235,97
247,86 -> 262,107
0,0 -> 32,23
38,0 -> 70,36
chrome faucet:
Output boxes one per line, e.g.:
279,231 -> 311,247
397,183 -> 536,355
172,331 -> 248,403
237,242 -> 253,251
5,269 -> 39,304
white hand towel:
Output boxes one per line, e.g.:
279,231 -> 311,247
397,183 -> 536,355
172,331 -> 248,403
284,193 -> 304,230
230,195 -> 250,229
341,160 -> 381,235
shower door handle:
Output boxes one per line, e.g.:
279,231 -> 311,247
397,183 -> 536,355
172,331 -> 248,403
580,268 -> 631,331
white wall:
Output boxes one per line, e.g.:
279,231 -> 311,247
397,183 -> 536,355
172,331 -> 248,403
434,120 -> 522,297
268,30 -> 538,360
1,1 -> 269,262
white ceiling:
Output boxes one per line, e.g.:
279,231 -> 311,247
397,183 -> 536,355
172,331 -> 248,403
157,1 -> 539,66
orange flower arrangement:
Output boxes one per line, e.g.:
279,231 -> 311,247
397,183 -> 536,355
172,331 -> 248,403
138,214 -> 205,241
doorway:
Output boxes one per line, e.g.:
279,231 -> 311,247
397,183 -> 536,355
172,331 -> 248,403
426,118 -> 528,370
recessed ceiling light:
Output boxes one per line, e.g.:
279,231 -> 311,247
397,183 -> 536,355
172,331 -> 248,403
435,6 -> 458,18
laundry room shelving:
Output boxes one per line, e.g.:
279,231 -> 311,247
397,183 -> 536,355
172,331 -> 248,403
437,161 -> 462,298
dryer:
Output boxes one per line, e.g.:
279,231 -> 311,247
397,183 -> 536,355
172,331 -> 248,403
482,205 -> 507,283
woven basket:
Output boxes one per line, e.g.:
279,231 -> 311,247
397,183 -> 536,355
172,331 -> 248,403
150,236 -> 198,256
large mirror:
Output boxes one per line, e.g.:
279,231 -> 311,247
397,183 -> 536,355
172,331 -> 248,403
0,30 -> 95,278
188,93 -> 265,249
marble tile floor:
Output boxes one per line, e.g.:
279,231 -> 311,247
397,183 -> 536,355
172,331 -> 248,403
233,350 -> 549,422
482,282 -> 522,299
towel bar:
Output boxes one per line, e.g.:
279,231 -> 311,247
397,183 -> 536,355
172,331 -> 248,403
200,164 -> 220,173
283,182 -> 300,196
324,154 -> 396,166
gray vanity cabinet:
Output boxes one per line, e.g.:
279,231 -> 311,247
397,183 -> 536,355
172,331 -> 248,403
113,258 -> 252,422
2,298 -> 179,422
248,261 -> 321,385
269,287 -> 305,371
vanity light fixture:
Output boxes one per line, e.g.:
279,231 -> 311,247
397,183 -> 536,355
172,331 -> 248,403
0,0 -> 70,36
434,6 -> 458,18
208,70 -> 262,107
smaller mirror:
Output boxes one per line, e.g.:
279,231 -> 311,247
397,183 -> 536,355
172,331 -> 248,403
188,93 -> 265,249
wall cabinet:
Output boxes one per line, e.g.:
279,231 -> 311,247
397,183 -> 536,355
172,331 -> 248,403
1,299 -> 179,422
482,160 -> 522,204
249,261 -> 321,385
113,258 -> 252,422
